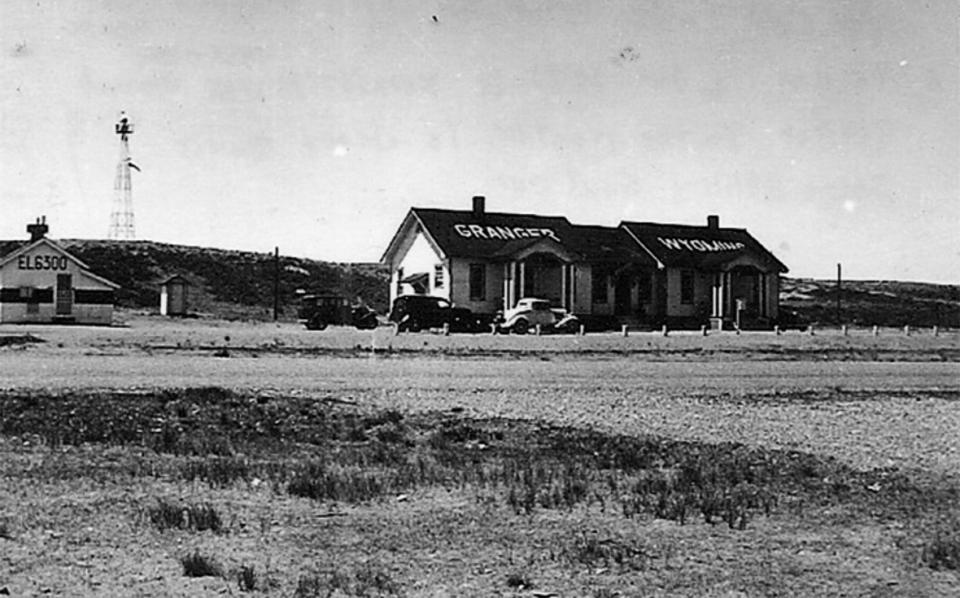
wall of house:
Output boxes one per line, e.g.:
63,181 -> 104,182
390,231 -> 445,304
449,259 -> 503,314
590,266 -> 614,316
766,275 -> 780,319
664,268 -> 713,320
0,245 -> 116,324
572,264 -> 593,315
0,302 -> 114,325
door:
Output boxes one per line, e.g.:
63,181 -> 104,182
56,274 -> 73,315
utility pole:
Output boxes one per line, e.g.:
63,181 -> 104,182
836,263 -> 842,325
273,247 -> 280,321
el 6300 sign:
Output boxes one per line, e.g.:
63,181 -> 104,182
17,255 -> 69,271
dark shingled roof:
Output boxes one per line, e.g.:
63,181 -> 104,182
620,222 -> 788,272
410,208 -> 579,259
405,208 -> 660,266
567,224 -> 657,265
382,207 -> 786,273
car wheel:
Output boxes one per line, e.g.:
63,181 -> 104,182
512,319 -> 529,335
307,316 -> 327,331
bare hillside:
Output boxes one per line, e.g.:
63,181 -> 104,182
59,239 -> 389,319
781,277 -> 959,328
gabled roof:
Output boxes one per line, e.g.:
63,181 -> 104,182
381,207 -> 582,263
620,222 -> 788,273
416,207 -> 576,258
0,237 -> 121,288
381,206 -> 787,273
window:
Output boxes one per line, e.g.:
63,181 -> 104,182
396,267 -> 404,296
433,264 -> 445,289
592,269 -> 608,304
19,287 -> 34,299
469,264 -> 485,301
680,270 -> 695,304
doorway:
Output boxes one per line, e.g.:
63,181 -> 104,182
56,274 -> 73,316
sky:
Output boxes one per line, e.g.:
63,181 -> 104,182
1,0 -> 957,283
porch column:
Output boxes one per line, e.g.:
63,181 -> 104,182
561,264 -> 568,311
712,274 -> 723,318
503,263 -> 510,312
723,271 -> 731,318
519,261 -> 526,299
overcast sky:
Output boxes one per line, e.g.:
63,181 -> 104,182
2,1 -> 957,283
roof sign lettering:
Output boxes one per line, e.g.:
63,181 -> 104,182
657,237 -> 744,252
454,224 -> 560,242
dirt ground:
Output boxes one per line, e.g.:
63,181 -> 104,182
1,316 -> 958,596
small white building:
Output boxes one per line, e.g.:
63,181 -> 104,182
160,274 -> 190,316
0,218 -> 120,325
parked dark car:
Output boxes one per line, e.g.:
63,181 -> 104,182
775,308 -> 811,331
388,295 -> 482,332
298,294 -> 378,330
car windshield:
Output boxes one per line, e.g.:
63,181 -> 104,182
530,301 -> 550,310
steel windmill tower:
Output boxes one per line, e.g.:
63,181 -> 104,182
108,112 -> 139,240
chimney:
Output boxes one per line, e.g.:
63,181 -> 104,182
707,214 -> 719,229
27,216 -> 49,242
472,195 -> 485,217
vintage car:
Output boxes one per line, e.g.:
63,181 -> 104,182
297,293 -> 379,330
497,298 -> 580,334
388,294 -> 483,333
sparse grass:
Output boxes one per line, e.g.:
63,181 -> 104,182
147,498 -> 223,533
180,551 -> 223,578
294,563 -> 401,597
505,570 -> 534,589
922,519 -> 960,571
236,564 -> 258,592
0,517 -> 13,540
1,385 -> 958,595
567,530 -> 650,571
0,387 -> 936,531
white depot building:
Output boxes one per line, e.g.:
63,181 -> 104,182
0,218 -> 119,325
382,197 -> 788,330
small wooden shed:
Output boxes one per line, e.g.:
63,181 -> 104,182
160,275 -> 190,316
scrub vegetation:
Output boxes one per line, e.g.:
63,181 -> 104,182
1,385 -> 958,595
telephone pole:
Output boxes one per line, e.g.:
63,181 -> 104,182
836,263 -> 842,325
